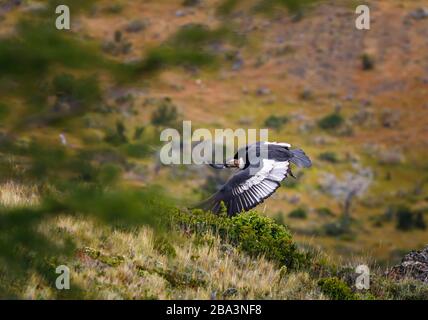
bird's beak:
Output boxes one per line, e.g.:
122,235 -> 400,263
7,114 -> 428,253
225,159 -> 238,168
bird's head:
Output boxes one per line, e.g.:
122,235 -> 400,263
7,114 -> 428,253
225,157 -> 245,169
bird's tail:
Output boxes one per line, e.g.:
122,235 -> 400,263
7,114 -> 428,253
290,149 -> 312,168
191,193 -> 221,214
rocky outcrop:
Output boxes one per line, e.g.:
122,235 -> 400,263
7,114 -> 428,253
387,246 -> 428,283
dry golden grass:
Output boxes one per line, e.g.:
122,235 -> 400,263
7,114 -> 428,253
32,215 -> 324,299
0,181 -> 39,208
0,180 -> 321,299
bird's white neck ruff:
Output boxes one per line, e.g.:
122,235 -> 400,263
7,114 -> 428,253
265,141 -> 291,148
238,157 -> 245,169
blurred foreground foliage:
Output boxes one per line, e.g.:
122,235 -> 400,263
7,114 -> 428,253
0,179 -> 174,297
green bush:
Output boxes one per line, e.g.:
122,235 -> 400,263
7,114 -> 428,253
316,207 -> 335,217
154,236 -> 177,258
321,222 -> 347,237
169,24 -> 234,49
414,212 -> 427,230
395,206 -> 426,231
318,113 -> 344,130
133,126 -> 145,140
396,206 -> 414,231
274,211 -> 285,225
182,0 -> 201,6
53,73 -> 101,105
264,115 -> 289,131
173,210 -> 310,269
361,53 -> 375,71
217,0 -> 240,15
381,279 -> 428,300
104,121 -> 128,146
318,277 -> 358,300
151,98 -> 179,127
140,46 -> 216,74
122,143 -> 151,159
254,0 -> 318,14
318,151 -> 338,163
218,0 -> 318,16
288,208 -> 307,219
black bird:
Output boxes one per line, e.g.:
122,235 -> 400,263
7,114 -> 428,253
199,141 -> 311,216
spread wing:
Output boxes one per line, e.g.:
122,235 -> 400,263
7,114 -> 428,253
199,159 -> 289,216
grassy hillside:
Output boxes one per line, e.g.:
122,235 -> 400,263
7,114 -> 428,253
0,0 -> 427,299
2,181 -> 427,299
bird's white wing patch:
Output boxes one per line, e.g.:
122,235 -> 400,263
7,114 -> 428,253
265,141 -> 291,148
201,159 -> 290,216
230,159 -> 289,212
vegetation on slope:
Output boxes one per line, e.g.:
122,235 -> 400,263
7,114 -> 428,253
0,0 -> 427,300
1,182 -> 427,299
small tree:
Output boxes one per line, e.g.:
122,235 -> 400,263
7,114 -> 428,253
319,166 -> 372,231
264,115 -> 289,131
318,112 -> 344,130
151,98 -> 179,128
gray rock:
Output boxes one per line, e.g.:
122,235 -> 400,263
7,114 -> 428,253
376,149 -> 404,165
125,20 -> 148,33
232,58 -> 244,71
256,86 -> 271,96
222,288 -> 238,298
0,0 -> 21,13
410,8 -> 428,20
387,246 -> 428,283
380,108 -> 401,128
175,10 -> 186,17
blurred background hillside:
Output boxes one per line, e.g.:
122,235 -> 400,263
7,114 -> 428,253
0,0 -> 428,299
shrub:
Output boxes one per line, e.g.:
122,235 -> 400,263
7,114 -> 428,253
264,115 -> 289,131
274,211 -> 286,225
151,98 -> 179,127
104,121 -> 128,146
53,73 -> 101,107
318,277 -> 358,300
254,0 -> 319,14
318,113 -> 344,130
182,0 -> 201,6
396,207 -> 413,231
217,0 -> 240,15
321,222 -> 347,237
318,151 -> 338,163
139,24 -> 238,74
173,209 -> 310,269
140,46 -> 216,74
154,236 -> 177,258
414,212 -> 427,230
316,207 -> 335,217
288,208 -> 307,219
169,24 -> 234,49
133,126 -> 145,140
123,143 -> 151,158
394,206 -> 426,231
361,53 -> 375,71
382,279 -> 428,300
